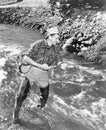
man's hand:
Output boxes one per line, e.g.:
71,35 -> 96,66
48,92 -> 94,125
42,64 -> 51,71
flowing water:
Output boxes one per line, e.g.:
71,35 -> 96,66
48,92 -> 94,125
0,24 -> 106,130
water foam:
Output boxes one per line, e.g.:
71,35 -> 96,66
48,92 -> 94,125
52,94 -> 106,130
0,43 -> 23,85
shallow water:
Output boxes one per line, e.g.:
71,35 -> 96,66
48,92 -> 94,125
0,24 -> 106,130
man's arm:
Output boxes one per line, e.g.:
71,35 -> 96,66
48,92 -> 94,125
23,55 -> 50,71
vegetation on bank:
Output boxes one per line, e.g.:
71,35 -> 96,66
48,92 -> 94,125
0,6 -> 62,29
0,1 -> 106,65
60,10 -> 106,65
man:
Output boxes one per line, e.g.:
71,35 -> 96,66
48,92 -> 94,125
13,26 -> 60,123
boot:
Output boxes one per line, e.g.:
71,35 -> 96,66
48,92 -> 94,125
13,77 -> 30,123
37,85 -> 49,109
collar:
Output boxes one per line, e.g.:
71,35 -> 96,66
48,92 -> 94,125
45,40 -> 55,49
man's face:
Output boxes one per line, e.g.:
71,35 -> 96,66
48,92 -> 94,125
50,33 -> 60,45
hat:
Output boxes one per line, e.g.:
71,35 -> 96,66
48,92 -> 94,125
47,26 -> 59,35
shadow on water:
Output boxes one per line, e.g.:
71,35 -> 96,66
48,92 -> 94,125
18,119 -> 50,130
51,83 -> 82,97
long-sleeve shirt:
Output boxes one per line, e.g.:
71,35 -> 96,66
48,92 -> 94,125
26,39 -> 61,66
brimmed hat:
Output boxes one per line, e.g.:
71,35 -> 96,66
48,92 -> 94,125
47,26 -> 59,35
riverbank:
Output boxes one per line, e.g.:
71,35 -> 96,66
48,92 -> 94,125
0,4 -> 106,65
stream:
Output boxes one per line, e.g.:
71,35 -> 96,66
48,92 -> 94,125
0,24 -> 106,130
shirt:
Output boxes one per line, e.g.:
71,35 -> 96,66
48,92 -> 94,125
26,39 -> 61,66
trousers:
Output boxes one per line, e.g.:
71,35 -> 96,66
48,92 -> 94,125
13,77 -> 49,119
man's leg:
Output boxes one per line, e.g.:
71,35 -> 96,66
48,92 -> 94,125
37,85 -> 49,108
13,77 -> 31,123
